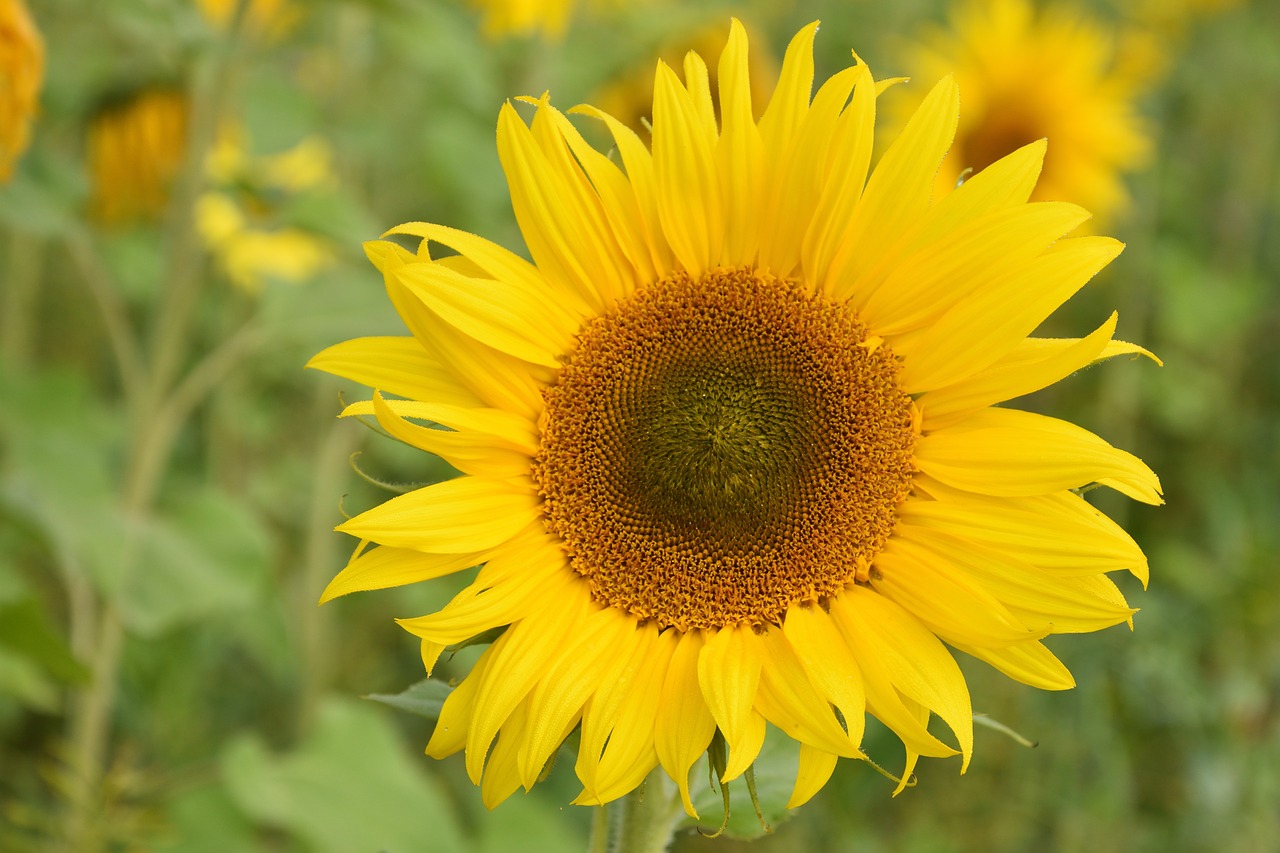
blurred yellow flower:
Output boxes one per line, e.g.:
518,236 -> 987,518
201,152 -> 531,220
312,19 -> 1159,813
468,0 -> 621,40
0,0 -> 43,182
591,22 -> 776,135
197,132 -> 335,293
905,0 -> 1153,225
197,0 -> 300,40
87,88 -> 189,225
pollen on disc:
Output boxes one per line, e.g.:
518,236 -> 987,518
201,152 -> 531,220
534,268 -> 917,631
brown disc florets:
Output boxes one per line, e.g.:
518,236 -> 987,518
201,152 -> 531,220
533,268 -> 916,631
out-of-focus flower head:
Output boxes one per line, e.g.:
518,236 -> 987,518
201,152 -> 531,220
902,0 -> 1154,225
590,21 -> 777,135
197,130 -> 335,294
467,0 -> 623,41
197,0 -> 301,41
87,88 -> 189,225
0,0 -> 44,182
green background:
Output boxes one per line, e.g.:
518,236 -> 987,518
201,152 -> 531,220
2,0 -> 1277,850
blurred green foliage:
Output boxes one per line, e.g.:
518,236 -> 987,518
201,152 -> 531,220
1,0 -> 1277,850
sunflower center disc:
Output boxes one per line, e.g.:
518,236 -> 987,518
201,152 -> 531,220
534,268 -> 917,631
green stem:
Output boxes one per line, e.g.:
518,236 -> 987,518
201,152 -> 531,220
297,410 -> 363,731
588,803 -> 610,853
601,771 -> 682,853
65,229 -> 144,405
142,0 -> 247,412
59,5 -> 251,849
1,227 -> 43,369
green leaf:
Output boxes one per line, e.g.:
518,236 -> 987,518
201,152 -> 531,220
221,698 -> 466,853
366,677 -> 453,719
152,783 -> 258,853
477,792 -> 585,853
0,599 -> 90,684
0,646 -> 60,712
113,488 -> 272,637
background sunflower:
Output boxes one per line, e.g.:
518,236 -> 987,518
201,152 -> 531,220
1,1 -> 1278,851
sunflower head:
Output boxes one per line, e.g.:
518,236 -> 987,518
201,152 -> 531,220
0,0 -> 43,183
312,18 -> 1159,818
87,88 -> 189,226
903,0 -> 1154,225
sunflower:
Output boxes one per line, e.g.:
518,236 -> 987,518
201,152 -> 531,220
0,0 -> 43,182
903,0 -> 1153,226
465,0 -> 622,40
311,19 -> 1160,814
196,131 -> 335,293
87,88 -> 189,226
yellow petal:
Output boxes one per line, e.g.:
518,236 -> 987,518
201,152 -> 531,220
781,604 -> 867,748
534,103 -> 656,285
831,586 -> 973,770
426,638 -> 500,758
341,397 -> 538,454
758,65 -> 860,277
681,49 -> 716,141
716,18 -> 764,268
396,537 -> 572,646
366,392 -> 531,480
393,260 -> 577,369
919,313 -> 1120,430
954,639 -> 1077,691
385,222 -> 575,312
804,58 -> 876,293
902,527 -> 1136,636
575,626 -> 674,802
319,544 -> 489,604
466,589 -> 592,784
859,201 -> 1091,337
652,60 -> 722,274
720,710 -> 767,782
835,599 -> 957,763
383,271 -> 547,419
588,629 -> 677,803
914,407 -> 1163,504
362,240 -> 548,418
496,103 -> 635,313
306,336 -> 484,409
655,629 -> 717,818
873,536 -> 1041,646
481,696 -> 529,809
787,744 -> 839,810
570,104 -> 674,275
754,628 -> 860,758
337,476 -> 540,553
895,236 -> 1124,392
757,22 -> 819,163
898,487 -> 1149,584
697,624 -> 762,754
910,139 -> 1047,249
519,608 -> 637,787
527,100 -> 640,307
829,76 -> 959,304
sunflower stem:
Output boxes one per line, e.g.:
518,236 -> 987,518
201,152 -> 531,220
603,771 -> 683,853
